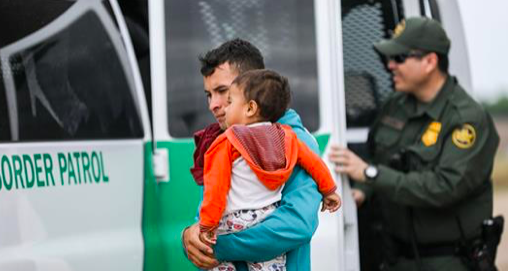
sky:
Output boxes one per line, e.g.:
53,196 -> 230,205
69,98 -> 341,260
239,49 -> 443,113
459,0 -> 508,101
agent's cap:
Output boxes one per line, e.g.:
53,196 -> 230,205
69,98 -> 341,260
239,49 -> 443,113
374,17 -> 451,56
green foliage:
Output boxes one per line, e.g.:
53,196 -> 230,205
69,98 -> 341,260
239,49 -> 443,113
482,95 -> 508,116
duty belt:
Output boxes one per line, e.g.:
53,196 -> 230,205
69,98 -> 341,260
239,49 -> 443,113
394,238 -> 462,259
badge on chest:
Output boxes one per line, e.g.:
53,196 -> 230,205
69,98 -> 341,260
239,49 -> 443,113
422,121 -> 442,147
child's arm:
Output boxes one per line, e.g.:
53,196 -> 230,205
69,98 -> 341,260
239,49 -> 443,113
199,136 -> 234,232
295,137 -> 338,196
295,137 -> 341,212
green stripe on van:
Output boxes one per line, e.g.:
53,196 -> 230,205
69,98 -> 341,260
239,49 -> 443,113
155,140 -> 200,271
142,142 -> 167,271
314,133 -> 331,156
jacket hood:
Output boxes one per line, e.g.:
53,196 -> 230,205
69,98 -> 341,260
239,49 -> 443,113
278,109 -> 304,131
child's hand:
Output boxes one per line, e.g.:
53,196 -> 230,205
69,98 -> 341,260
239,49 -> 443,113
199,230 -> 217,245
321,193 -> 342,212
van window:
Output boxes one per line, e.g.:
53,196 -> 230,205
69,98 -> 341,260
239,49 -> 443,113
165,0 -> 320,137
0,72 -> 10,141
0,2 -> 143,142
342,0 -> 403,127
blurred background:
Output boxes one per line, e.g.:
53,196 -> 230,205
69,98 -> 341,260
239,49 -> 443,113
460,1 -> 508,269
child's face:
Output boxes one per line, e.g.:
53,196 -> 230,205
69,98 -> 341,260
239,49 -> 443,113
225,83 -> 250,127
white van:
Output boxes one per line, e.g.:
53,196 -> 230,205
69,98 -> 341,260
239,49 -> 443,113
0,0 -> 471,270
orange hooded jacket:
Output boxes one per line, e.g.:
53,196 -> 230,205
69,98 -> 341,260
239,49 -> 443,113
200,123 -> 336,231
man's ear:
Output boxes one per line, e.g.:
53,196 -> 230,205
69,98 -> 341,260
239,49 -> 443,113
424,53 -> 439,73
245,100 -> 259,118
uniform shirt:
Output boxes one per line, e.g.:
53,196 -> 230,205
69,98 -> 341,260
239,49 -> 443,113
365,76 -> 499,244
200,122 -> 336,232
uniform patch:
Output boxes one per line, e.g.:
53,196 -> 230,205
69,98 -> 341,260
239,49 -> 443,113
381,116 -> 405,130
393,20 -> 406,38
452,124 -> 476,149
422,121 -> 442,147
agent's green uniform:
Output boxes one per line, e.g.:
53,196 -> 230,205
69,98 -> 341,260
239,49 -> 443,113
364,75 -> 499,270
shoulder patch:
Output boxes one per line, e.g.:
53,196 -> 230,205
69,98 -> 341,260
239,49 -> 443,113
452,124 -> 476,149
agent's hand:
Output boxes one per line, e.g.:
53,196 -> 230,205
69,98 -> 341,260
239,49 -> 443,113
328,145 -> 368,182
182,223 -> 219,269
351,188 -> 366,208
321,193 -> 342,212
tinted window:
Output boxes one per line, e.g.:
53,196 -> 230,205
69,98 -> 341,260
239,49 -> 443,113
165,0 -> 319,137
0,72 -> 10,141
342,0 -> 403,127
0,0 -> 75,48
0,1 -> 143,141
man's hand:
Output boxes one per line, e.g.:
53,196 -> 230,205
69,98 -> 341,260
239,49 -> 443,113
199,230 -> 217,245
351,188 -> 366,207
328,145 -> 368,182
183,223 -> 219,269
321,192 -> 342,212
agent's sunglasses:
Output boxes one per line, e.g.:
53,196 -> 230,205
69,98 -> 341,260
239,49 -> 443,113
387,52 -> 427,64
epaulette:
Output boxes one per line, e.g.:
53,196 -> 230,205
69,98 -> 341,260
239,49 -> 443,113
447,84 -> 485,125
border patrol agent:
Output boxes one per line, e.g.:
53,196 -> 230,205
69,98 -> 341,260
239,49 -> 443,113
329,17 -> 500,271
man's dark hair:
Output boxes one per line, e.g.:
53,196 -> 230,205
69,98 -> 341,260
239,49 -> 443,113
436,53 -> 449,74
199,38 -> 265,77
412,50 -> 449,74
232,69 -> 291,123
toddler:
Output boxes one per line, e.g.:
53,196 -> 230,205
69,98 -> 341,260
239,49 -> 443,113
199,69 -> 341,271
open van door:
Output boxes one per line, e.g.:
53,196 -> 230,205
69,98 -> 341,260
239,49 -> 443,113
148,0 -> 359,270
148,0 -> 203,269
0,0 -> 151,270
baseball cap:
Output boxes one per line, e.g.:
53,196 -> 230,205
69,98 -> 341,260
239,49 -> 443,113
374,17 -> 451,56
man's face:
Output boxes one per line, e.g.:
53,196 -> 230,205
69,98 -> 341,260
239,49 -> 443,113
386,52 -> 429,93
203,62 -> 239,130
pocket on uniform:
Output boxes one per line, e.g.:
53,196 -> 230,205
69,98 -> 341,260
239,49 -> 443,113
407,143 -> 441,167
374,125 -> 402,149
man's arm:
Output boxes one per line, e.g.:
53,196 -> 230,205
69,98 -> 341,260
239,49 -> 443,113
214,125 -> 322,262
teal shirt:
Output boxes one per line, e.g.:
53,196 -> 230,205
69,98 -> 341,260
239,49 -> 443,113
206,109 -> 322,271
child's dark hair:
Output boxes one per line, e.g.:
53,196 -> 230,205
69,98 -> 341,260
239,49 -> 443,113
232,69 -> 291,122
199,38 -> 265,76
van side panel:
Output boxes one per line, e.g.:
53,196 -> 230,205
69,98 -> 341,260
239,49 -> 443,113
0,142 -> 144,271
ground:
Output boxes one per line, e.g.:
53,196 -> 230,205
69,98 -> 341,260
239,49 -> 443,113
493,116 -> 508,270
494,188 -> 508,270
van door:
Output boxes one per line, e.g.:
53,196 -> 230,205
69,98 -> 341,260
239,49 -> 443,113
340,1 -> 403,269
149,0 -> 358,270
0,1 -> 149,270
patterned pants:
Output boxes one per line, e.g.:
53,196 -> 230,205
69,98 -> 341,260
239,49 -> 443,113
210,202 -> 285,271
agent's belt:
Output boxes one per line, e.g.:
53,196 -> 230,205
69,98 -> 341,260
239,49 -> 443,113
393,238 -> 462,259
400,243 -> 459,259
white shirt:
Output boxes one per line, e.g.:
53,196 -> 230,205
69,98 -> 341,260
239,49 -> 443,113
225,122 -> 283,213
